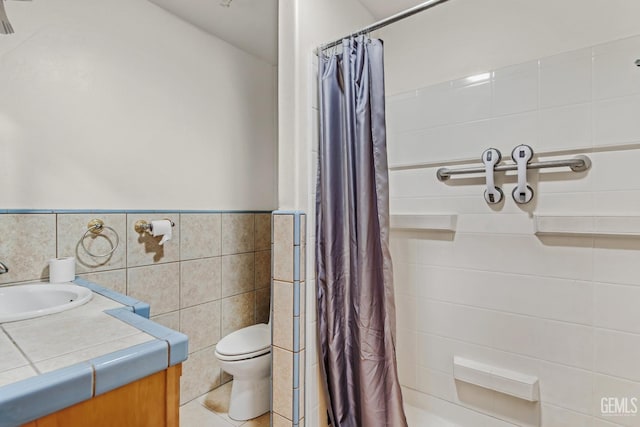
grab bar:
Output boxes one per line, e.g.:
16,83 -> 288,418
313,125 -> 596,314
436,155 -> 591,181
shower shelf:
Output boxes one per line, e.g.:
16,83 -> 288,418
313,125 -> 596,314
534,215 -> 640,236
454,356 -> 539,402
390,214 -> 457,231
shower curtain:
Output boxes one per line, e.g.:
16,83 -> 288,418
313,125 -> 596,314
316,36 -> 407,427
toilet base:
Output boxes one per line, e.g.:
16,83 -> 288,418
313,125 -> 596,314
228,375 -> 270,421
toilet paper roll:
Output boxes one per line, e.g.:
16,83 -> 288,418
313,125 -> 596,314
49,257 -> 76,283
151,219 -> 172,246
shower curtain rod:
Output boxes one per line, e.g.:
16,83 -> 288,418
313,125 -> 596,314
316,0 -> 451,53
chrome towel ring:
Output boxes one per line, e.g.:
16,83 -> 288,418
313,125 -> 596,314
80,219 -> 120,258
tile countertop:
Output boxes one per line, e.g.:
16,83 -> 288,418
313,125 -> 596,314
0,278 -> 188,427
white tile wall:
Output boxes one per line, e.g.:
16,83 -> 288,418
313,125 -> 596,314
539,48 -> 592,109
490,112 -> 538,152
593,95 -> 640,146
593,37 -> 640,101
540,404 -> 593,427
538,103 -> 592,152
387,34 -> 640,426
492,61 -> 539,117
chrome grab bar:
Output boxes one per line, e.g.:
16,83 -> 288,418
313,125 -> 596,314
437,155 -> 591,181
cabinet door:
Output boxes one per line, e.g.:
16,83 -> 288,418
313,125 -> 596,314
22,365 -> 182,427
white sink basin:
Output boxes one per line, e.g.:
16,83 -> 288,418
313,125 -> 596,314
0,282 -> 93,323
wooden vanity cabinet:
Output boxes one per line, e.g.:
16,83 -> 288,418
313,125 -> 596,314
21,365 -> 181,427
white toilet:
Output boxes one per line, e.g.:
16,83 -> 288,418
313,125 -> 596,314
214,322 -> 271,421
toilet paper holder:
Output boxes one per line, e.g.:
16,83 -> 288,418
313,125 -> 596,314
134,219 -> 175,235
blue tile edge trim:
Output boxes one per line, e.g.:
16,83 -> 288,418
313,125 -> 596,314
0,363 -> 93,427
293,317 -> 300,353
294,213 -> 301,246
106,308 -> 189,366
292,388 -> 300,424
293,281 -> 300,317
91,340 -> 169,396
293,352 -> 300,389
272,210 -> 305,215
2,209 -> 54,214
74,278 -> 151,318
294,245 -> 302,282
3,209 -> 273,214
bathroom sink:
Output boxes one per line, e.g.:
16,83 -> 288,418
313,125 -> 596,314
0,282 -> 93,323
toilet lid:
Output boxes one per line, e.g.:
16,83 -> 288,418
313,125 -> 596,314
216,323 -> 270,358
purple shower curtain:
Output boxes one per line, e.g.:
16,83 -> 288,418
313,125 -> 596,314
316,36 -> 407,427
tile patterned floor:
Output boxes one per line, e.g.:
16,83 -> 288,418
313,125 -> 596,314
180,381 -> 270,427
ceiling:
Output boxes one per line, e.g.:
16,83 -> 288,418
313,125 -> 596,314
148,0 -> 278,65
146,0 -> 426,65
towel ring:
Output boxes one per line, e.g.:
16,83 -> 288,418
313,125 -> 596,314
80,219 -> 120,258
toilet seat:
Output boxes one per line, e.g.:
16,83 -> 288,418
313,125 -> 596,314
215,323 -> 270,361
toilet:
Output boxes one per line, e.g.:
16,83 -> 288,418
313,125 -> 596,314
214,322 -> 271,421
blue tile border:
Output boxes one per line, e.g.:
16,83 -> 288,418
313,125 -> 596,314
80,276 -> 188,366
293,281 -> 300,317
293,352 -> 300,389
3,209 -> 273,214
292,388 -> 300,424
74,278 -> 150,318
106,308 -> 189,366
293,246 -> 301,281
293,317 -> 300,352
294,214 -> 301,246
91,340 -> 169,396
0,363 -> 93,427
3,209 -> 54,214
177,210 -> 273,214
272,210 -> 305,215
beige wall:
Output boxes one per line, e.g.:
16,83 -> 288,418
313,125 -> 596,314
0,211 -> 271,405
0,0 -> 277,210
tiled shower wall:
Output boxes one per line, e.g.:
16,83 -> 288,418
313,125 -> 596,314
0,211 -> 271,405
387,35 -> 640,426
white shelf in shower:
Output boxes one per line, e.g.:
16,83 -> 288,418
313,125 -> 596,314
534,215 -> 640,236
453,356 -> 539,402
390,214 -> 457,231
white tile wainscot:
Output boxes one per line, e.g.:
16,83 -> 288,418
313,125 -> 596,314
534,215 -> 640,236
386,34 -> 640,427
390,214 -> 458,232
